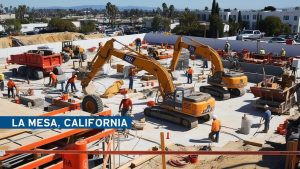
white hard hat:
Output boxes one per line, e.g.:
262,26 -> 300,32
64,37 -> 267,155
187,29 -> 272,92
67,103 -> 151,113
226,41 -> 229,43
50,72 -> 53,74
264,105 -> 269,109
124,94 -> 129,99
212,115 -> 218,119
9,78 -> 12,80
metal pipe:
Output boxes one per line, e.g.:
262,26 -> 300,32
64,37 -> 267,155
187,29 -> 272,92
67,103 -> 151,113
5,150 -> 300,156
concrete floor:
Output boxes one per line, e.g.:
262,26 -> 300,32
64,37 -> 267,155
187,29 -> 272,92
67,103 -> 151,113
1,49 -> 290,167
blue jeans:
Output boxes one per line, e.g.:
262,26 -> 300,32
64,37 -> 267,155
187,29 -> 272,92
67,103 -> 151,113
65,82 -> 77,92
187,74 -> 192,84
129,76 -> 133,90
121,108 -> 129,116
264,120 -> 270,132
211,131 -> 219,142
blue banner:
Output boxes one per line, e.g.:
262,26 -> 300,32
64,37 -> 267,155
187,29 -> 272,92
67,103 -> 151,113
0,116 -> 132,129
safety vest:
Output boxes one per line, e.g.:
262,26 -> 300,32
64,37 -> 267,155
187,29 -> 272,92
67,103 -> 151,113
211,119 -> 221,132
225,43 -> 231,50
68,76 -> 77,83
187,68 -> 193,75
0,74 -> 4,81
79,48 -> 84,54
50,74 -> 57,81
259,49 -> 265,55
280,50 -> 286,57
7,80 -> 15,88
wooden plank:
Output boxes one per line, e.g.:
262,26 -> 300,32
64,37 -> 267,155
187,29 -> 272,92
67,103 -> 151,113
0,130 -> 29,140
243,138 -> 264,147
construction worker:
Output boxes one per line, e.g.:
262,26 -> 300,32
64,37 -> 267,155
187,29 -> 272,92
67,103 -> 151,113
260,105 -> 272,133
119,94 -> 133,117
97,42 -> 103,52
209,115 -> 221,142
0,73 -> 4,91
202,59 -> 208,68
259,48 -> 266,55
49,72 -> 57,88
186,66 -> 193,84
79,46 -> 85,61
7,78 -> 16,98
65,74 -> 78,92
280,48 -> 286,57
128,67 -> 135,90
224,41 -> 231,53
135,38 -> 142,53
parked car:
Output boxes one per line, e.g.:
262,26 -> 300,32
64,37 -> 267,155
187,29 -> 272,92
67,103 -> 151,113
269,37 -> 286,43
236,30 -> 264,40
0,32 -> 8,38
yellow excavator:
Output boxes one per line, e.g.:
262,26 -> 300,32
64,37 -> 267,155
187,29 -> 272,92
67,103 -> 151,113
170,36 -> 248,100
80,38 -> 215,128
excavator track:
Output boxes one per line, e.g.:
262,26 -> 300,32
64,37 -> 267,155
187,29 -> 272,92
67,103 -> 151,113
144,106 -> 198,129
229,88 -> 246,97
200,85 -> 230,100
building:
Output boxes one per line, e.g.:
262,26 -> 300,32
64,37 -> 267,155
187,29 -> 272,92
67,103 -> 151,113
20,23 -> 48,33
0,14 -> 16,21
197,7 -> 300,33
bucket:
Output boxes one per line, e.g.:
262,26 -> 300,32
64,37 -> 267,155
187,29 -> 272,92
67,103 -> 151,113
189,155 -> 198,163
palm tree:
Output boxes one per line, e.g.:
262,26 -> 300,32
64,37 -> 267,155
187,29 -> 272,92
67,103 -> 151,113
162,3 -> 168,17
169,5 -> 175,18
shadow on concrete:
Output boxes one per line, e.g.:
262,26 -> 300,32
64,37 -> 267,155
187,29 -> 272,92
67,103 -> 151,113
189,138 -> 212,143
109,74 -> 124,79
235,103 -> 262,117
144,116 -> 191,132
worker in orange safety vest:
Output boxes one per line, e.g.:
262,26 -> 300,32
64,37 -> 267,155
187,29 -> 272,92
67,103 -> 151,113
209,115 -> 221,142
186,66 -> 193,84
49,72 -> 57,88
119,94 -> 133,117
7,78 -> 16,98
65,74 -> 78,92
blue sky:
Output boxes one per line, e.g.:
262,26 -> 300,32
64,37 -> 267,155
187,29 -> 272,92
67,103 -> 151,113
1,0 -> 300,9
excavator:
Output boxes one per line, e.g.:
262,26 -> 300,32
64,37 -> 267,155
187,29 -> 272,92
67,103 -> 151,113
170,36 -> 248,100
80,38 -> 215,128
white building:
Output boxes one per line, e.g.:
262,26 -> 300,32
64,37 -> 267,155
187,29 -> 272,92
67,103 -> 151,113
0,14 -> 15,21
20,23 -> 48,33
197,7 -> 300,33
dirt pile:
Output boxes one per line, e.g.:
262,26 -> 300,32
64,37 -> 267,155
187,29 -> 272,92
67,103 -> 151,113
0,32 -> 106,48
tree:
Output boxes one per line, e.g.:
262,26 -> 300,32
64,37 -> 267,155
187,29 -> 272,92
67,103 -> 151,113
172,9 -> 206,36
237,11 -> 243,28
16,5 -> 27,20
106,2 -> 118,26
228,18 -> 239,36
208,0 -> 224,38
205,6 -> 209,10
263,6 -> 276,11
162,3 -> 169,17
3,19 -> 21,33
259,16 -> 287,36
48,18 -> 77,32
151,15 -> 171,31
169,5 -> 175,18
80,21 -> 96,34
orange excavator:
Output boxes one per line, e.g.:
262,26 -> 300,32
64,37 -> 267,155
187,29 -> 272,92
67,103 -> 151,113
80,38 -> 215,128
170,36 -> 248,100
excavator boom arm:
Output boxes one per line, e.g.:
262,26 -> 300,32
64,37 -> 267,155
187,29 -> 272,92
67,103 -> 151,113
170,36 -> 224,73
81,39 -> 175,97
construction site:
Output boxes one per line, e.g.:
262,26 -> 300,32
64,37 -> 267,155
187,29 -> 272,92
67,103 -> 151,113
0,31 -> 300,169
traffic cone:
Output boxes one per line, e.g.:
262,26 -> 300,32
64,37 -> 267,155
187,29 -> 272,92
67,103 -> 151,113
166,132 -> 170,139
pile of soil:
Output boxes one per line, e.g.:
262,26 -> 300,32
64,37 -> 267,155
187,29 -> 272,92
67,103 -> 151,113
0,32 -> 105,48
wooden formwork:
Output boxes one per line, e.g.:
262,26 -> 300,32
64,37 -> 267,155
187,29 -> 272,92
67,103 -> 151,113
0,98 -> 114,168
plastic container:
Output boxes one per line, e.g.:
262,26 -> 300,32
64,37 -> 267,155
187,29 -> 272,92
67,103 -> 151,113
189,155 -> 198,163
147,101 -> 155,107
240,114 -> 252,135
